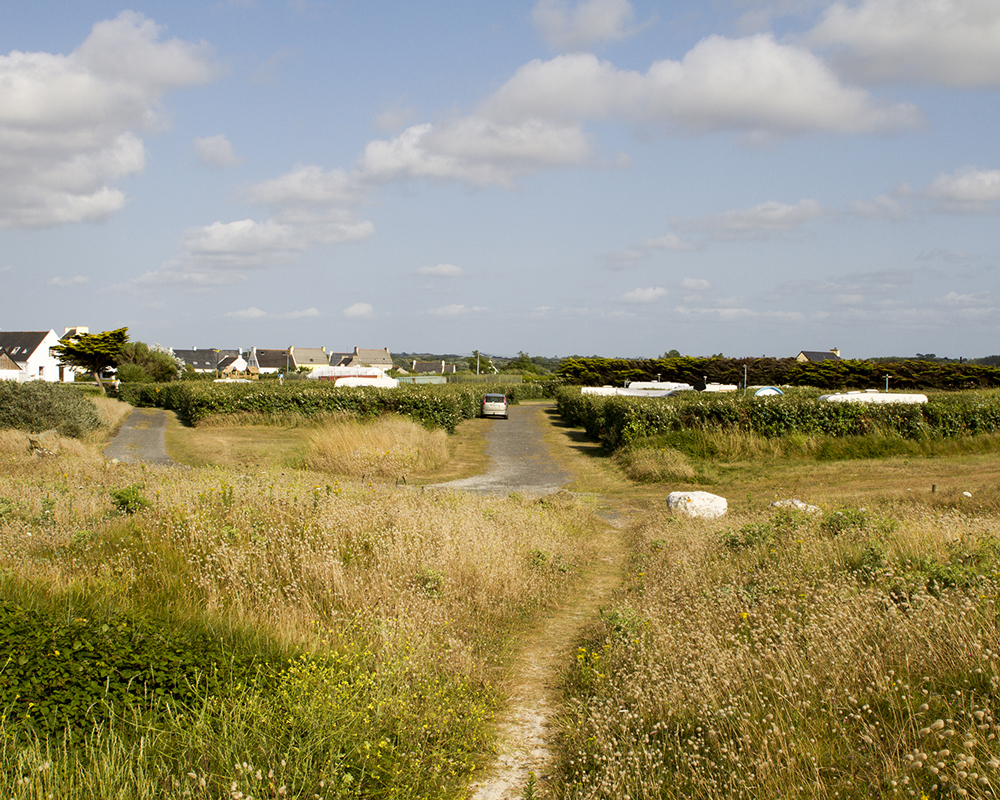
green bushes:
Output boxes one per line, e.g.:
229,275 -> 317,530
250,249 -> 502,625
116,381 -> 551,431
0,381 -> 100,438
0,599 -> 267,734
556,386 -> 1000,451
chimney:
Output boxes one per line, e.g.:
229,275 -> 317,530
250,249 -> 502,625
831,348 -> 841,358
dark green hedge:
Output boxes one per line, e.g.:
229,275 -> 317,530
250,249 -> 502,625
556,387 -> 1000,450
556,356 -> 1000,391
0,381 -> 100,438
115,382 -> 551,432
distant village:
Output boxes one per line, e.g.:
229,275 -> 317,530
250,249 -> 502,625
0,326 -> 515,385
0,325 -> 857,386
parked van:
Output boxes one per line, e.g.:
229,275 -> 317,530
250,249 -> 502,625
481,393 -> 509,419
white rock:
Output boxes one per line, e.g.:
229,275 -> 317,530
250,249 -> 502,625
963,491 -> 972,498
667,491 -> 728,519
770,498 -> 821,514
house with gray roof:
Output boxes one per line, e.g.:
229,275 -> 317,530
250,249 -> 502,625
796,349 -> 842,363
0,330 -> 63,382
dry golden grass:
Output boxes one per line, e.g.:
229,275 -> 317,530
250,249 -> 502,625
304,416 -> 449,479
88,396 -> 133,433
556,499 -> 1000,799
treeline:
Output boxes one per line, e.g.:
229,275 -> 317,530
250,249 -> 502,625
555,386 -> 1000,451
115,381 -> 551,432
556,356 -> 1000,391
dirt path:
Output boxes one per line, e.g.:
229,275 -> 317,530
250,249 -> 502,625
103,407 -> 176,465
448,403 -> 625,799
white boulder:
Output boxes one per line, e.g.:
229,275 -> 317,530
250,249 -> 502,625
667,491 -> 728,519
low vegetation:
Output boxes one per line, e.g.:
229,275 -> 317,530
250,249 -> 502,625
554,500 -> 1000,799
0,405 -> 599,798
117,381 -> 553,431
304,416 -> 450,479
557,386 -> 1000,451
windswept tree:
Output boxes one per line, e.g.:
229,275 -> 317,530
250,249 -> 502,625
51,327 -> 129,393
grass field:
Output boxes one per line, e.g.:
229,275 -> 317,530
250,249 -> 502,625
3,396 -> 1000,799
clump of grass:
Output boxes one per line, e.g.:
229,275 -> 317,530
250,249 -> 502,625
614,446 -> 697,483
554,502 -> 1000,799
304,415 -> 449,479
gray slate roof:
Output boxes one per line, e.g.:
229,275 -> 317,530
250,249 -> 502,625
0,332 -> 50,365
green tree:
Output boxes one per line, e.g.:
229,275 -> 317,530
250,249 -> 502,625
118,341 -> 181,382
51,327 -> 129,393
503,351 -> 542,374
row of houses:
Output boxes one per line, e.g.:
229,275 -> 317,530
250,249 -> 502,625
0,329 -> 402,382
174,346 -> 395,376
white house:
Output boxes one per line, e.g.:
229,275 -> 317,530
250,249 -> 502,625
0,330 -> 63,382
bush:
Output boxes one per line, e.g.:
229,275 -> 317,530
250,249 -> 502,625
0,381 -> 100,438
0,599 -> 267,734
556,386 -> 1000,451
115,381 -> 552,432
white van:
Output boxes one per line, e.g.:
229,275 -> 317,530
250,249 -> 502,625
481,393 -> 509,419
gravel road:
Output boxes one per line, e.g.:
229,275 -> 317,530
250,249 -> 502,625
103,408 -> 176,465
432,402 -> 569,494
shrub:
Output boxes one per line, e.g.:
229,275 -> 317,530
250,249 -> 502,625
0,381 -> 100,438
109,484 -> 150,515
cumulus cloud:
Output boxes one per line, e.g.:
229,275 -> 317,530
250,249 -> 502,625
360,119 -> 591,188
194,134 -> 241,168
620,286 -> 667,303
673,199 -> 825,240
416,263 -> 464,277
923,166 -> 1000,212
485,39 -> 920,137
343,302 -> 374,319
0,11 -> 220,229
48,275 -> 90,287
808,0 -> 1000,88
136,165 -> 374,288
532,0 -> 643,51
682,277 -> 711,291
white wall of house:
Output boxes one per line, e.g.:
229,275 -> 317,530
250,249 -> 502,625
10,331 -> 63,382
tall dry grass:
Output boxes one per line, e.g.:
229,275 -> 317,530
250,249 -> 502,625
556,503 -> 1000,799
0,441 -> 600,798
304,416 -> 450,479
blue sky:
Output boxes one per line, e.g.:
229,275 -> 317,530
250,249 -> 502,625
1,0 -> 998,358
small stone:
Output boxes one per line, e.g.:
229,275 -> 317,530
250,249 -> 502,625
770,498 -> 821,514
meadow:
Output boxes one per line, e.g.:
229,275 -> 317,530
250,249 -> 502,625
0,389 -> 600,799
3,381 -> 1000,799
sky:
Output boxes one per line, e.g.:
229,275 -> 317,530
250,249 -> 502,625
0,0 -> 998,359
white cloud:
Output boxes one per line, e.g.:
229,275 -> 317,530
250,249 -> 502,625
938,290 -> 994,307
343,302 -> 374,319
809,0 -> 1000,88
532,0 -> 642,51
682,277 -> 711,291
416,263 -> 464,277
194,134 -> 241,169
225,306 -> 267,319
923,166 -> 1000,212
674,199 -> 824,240
485,39 -> 920,137
0,11 -> 220,228
428,304 -> 487,316
360,118 -> 591,188
620,286 -> 667,303
48,275 -> 90,287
